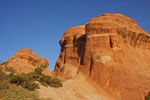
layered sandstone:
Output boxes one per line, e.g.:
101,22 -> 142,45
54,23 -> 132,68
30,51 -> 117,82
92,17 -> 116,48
5,49 -> 50,74
54,26 -> 86,80
54,14 -> 150,100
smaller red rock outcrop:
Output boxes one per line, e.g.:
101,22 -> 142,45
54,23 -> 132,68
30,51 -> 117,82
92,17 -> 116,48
6,49 -> 50,74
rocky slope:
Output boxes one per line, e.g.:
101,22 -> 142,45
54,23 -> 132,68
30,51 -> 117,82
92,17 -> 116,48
4,49 -> 50,74
54,13 -> 150,100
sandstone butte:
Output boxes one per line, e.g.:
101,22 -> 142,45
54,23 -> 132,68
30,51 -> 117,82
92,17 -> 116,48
53,13 -> 150,100
4,49 -> 50,75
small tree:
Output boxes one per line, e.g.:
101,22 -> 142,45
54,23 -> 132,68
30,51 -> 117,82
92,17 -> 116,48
34,67 -> 42,75
22,81 -> 39,91
10,75 -> 26,85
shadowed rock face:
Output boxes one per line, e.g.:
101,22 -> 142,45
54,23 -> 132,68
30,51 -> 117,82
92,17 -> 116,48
54,26 -> 86,80
54,14 -> 150,100
6,49 -> 50,74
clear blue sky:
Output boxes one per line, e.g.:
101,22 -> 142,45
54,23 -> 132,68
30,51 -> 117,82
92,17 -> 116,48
0,0 -> 150,71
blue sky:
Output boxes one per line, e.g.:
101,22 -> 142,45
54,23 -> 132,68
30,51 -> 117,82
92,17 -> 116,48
0,0 -> 150,71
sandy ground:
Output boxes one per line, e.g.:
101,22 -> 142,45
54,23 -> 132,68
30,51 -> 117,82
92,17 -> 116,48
36,73 -> 109,100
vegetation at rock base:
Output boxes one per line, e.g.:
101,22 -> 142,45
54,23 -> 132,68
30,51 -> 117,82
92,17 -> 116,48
145,92 -> 150,100
0,83 -> 51,100
0,68 -> 39,100
0,65 -> 62,100
9,65 -> 62,90
4,66 -> 16,73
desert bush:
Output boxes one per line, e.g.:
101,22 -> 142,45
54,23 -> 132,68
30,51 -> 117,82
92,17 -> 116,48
10,75 -> 26,85
39,74 -> 62,87
30,72 -> 41,80
22,81 -> 39,91
48,78 -> 62,87
35,67 -> 42,75
145,92 -> 150,100
39,74 -> 51,87
0,65 -> 55,99
8,65 -> 62,91
40,65 -> 47,69
10,74 -> 39,91
29,66 -> 62,87
35,66 -> 62,88
40,74 -> 51,82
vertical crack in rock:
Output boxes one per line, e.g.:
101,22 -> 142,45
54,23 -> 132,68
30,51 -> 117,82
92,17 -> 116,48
73,35 -> 76,46
64,51 -> 66,64
89,57 -> 93,76
109,35 -> 113,48
77,34 -> 86,65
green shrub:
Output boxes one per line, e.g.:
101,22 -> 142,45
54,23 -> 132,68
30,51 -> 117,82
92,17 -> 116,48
0,64 -> 55,99
22,81 -> 39,91
145,92 -> 150,100
40,65 -> 47,69
39,74 -> 62,88
8,65 -> 62,91
10,74 -> 39,91
10,75 -> 26,85
48,78 -> 62,87
39,74 -> 51,87
35,67 -> 42,75
40,74 -> 51,83
29,72 -> 41,80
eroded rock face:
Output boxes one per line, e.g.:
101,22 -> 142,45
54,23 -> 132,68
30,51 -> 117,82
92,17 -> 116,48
54,14 -> 150,100
6,49 -> 50,74
54,26 -> 86,80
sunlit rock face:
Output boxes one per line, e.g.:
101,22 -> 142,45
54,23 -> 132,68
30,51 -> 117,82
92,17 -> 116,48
54,13 -> 150,100
6,49 -> 50,75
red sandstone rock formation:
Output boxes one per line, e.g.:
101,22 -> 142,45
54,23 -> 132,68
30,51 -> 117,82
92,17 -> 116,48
6,49 -> 50,74
54,14 -> 150,100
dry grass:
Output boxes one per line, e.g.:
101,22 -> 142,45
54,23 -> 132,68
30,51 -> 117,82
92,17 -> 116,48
0,84 -> 52,100
0,84 -> 39,100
